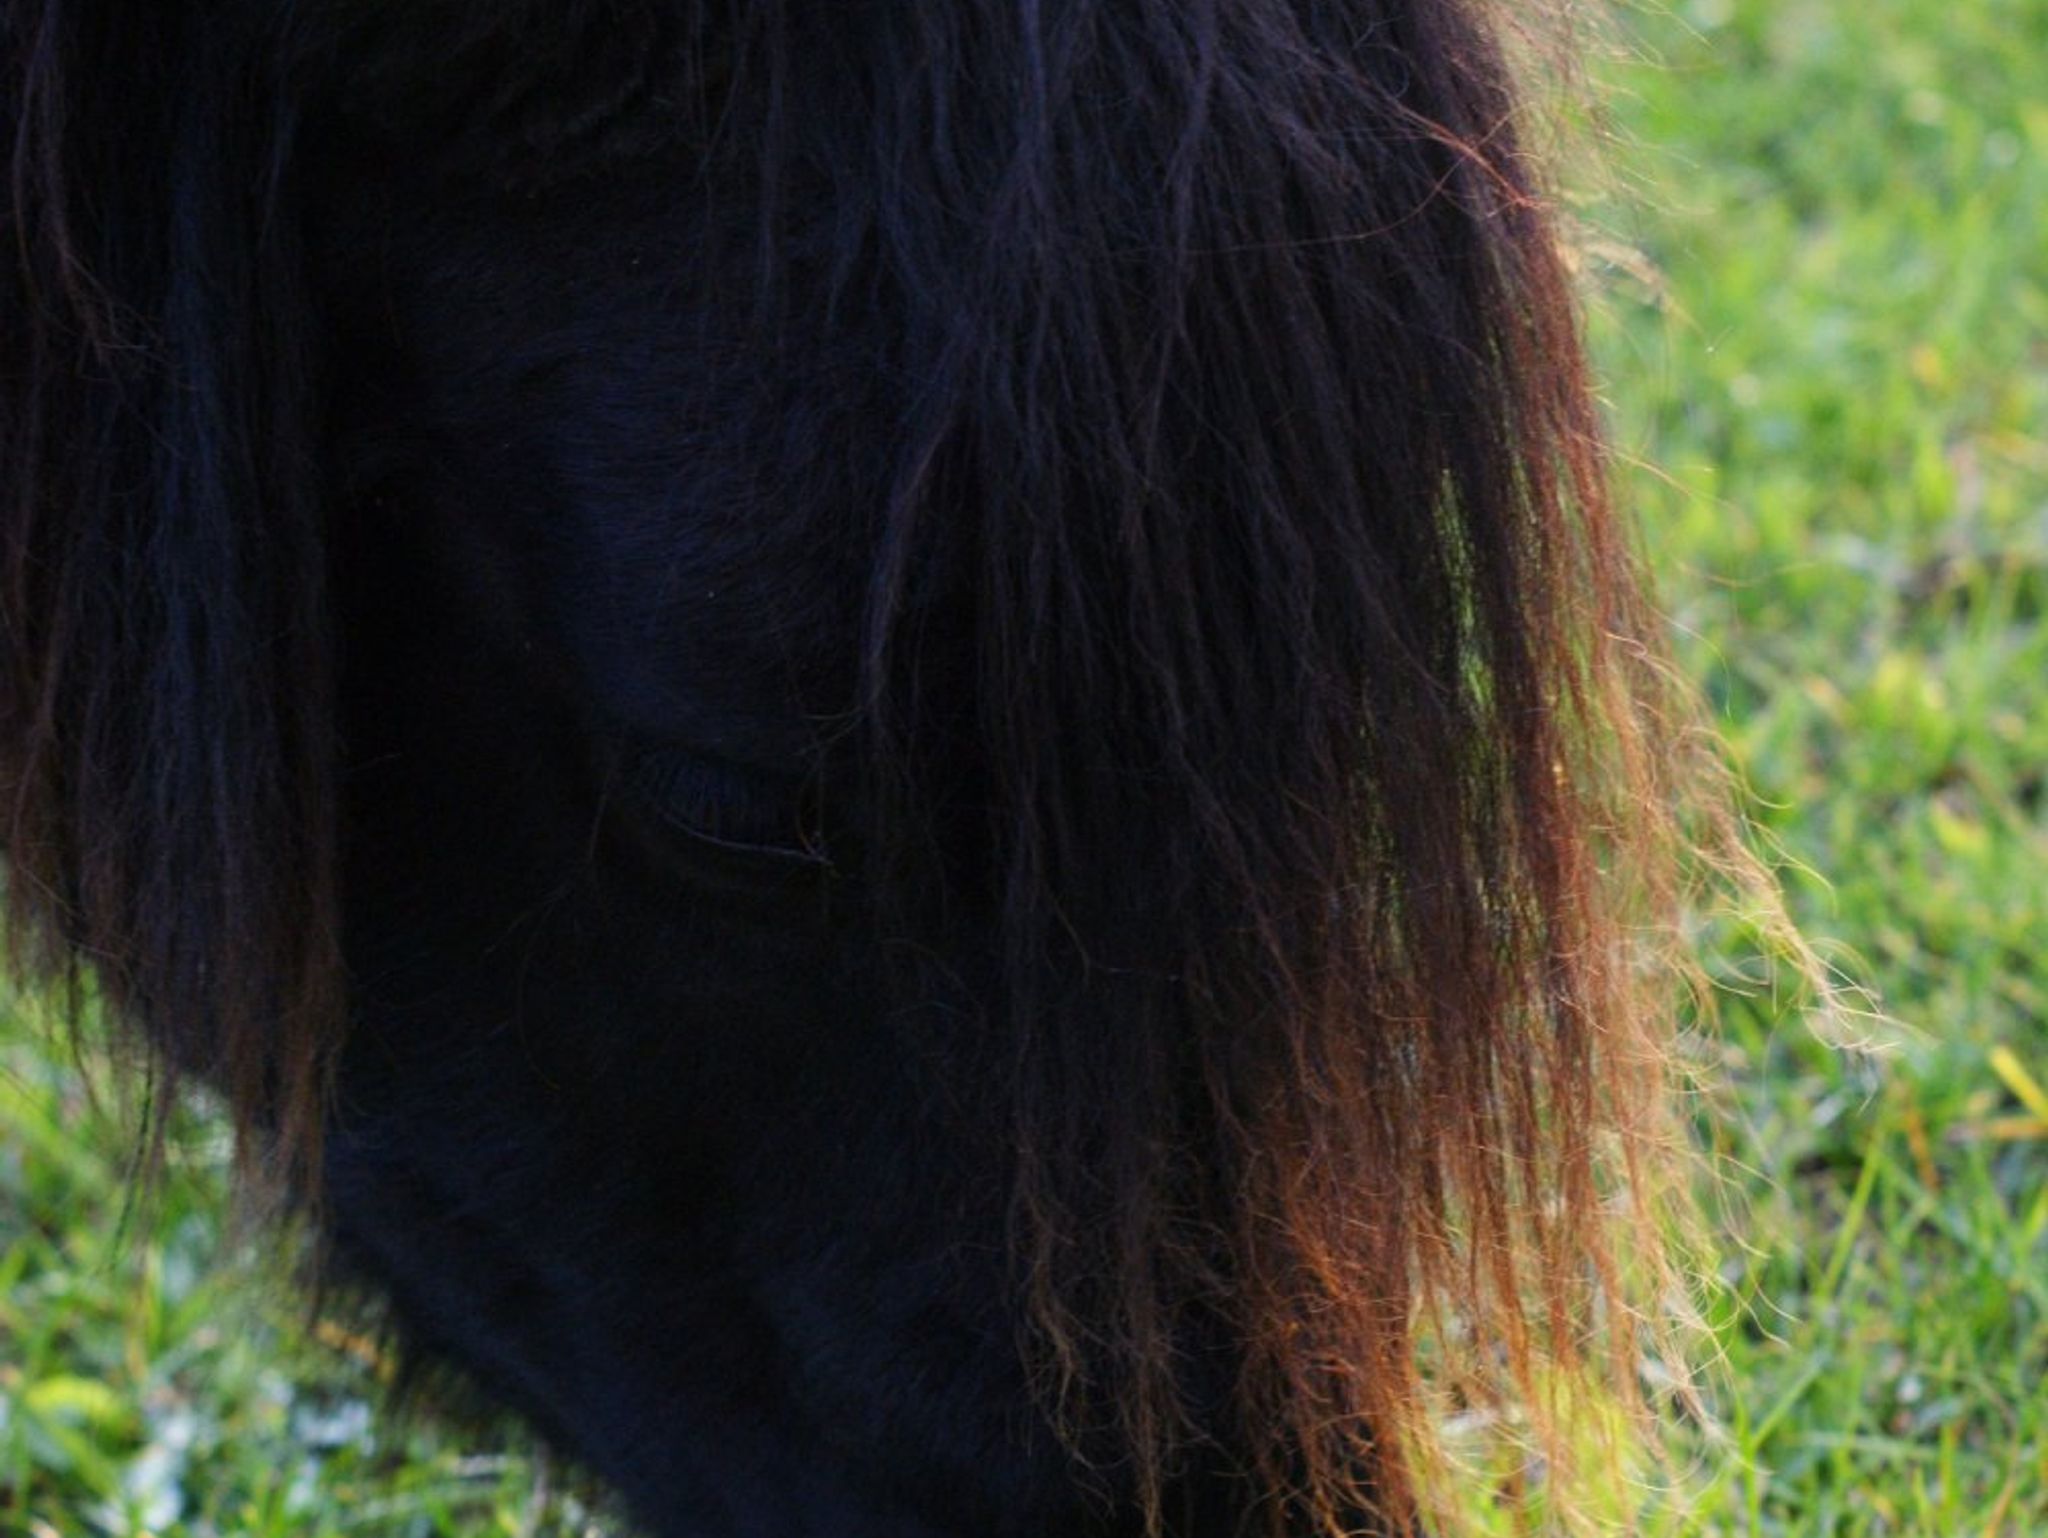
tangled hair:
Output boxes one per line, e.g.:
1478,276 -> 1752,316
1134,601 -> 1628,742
1,2 -> 338,1159
1,2 -> 1778,1532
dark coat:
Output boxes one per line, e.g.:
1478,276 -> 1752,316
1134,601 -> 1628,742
2,4 -> 1671,1534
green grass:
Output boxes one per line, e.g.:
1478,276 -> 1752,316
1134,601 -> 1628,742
3,0 -> 2044,1533
1579,0 -> 2048,1530
2,1013 -> 576,1535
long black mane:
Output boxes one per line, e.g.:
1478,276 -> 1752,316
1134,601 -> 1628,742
3,4 -> 1728,1532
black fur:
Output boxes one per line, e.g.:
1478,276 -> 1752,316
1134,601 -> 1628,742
4,3 -> 1684,1533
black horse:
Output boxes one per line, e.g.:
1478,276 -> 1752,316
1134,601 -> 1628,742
3,3 -> 1711,1533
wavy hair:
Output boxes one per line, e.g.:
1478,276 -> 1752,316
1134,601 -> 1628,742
2,2 -> 1773,1531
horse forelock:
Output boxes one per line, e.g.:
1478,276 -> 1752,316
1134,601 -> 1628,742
835,4 -> 1688,1529
3,4 -> 1708,1533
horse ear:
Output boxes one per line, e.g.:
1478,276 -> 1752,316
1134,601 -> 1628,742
1,2 -> 340,1178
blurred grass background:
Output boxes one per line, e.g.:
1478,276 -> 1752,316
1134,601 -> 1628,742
1577,0 -> 2046,1531
3,0 -> 2044,1533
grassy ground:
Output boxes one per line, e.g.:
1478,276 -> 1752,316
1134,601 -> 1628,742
1584,0 -> 2046,1529
3,0 -> 2043,1533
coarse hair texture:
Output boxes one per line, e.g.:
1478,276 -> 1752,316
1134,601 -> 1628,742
2,1 -> 1799,1532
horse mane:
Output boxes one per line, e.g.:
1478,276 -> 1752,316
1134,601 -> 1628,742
1,3 -> 339,1168
3,3 -> 1745,1531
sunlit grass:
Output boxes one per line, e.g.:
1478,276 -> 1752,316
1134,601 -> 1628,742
1578,0 -> 2047,1530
